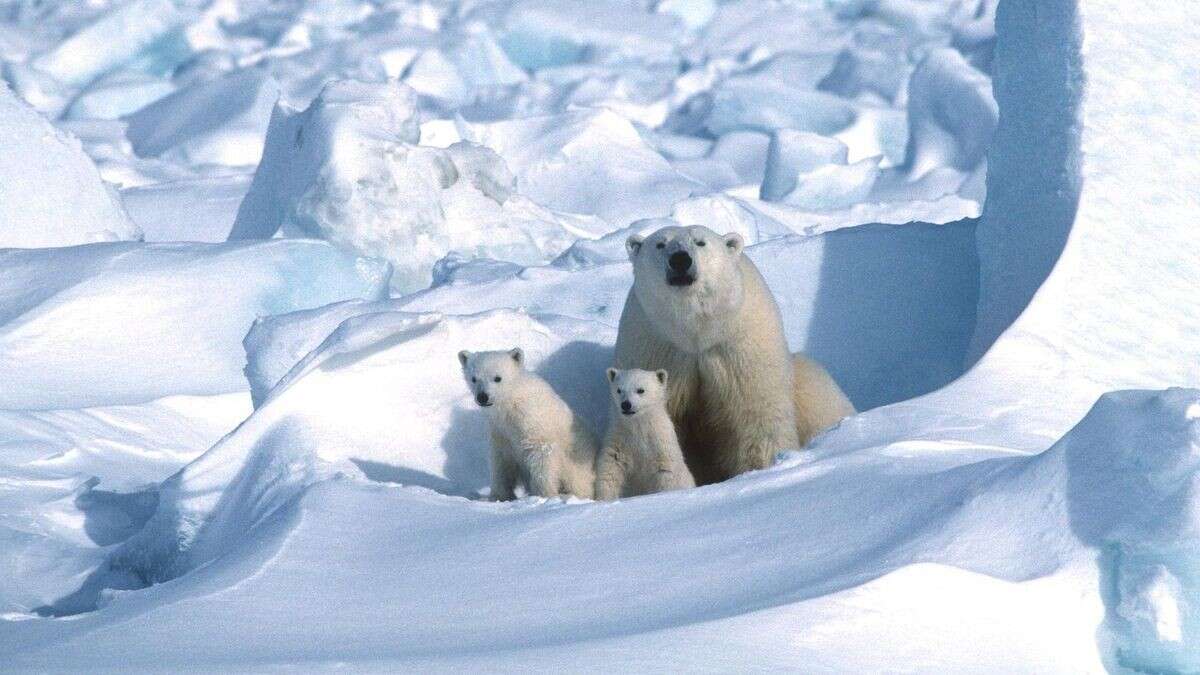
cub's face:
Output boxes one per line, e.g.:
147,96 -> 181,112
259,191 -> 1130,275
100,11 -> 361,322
606,368 -> 668,417
458,348 -> 524,408
626,224 -> 744,292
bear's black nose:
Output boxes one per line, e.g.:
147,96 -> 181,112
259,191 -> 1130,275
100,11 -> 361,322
476,392 -> 490,406
668,251 -> 692,272
620,400 -> 632,413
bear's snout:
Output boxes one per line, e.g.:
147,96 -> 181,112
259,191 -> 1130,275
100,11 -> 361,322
666,249 -> 696,286
476,392 -> 491,407
620,400 -> 633,414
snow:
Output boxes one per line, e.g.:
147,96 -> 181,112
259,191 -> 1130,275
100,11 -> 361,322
0,81 -> 140,247
0,240 -> 389,410
2,0 -> 1199,670
231,80 -> 601,292
124,68 -> 280,167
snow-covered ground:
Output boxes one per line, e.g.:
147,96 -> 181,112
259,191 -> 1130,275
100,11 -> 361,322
1,0 -> 1198,671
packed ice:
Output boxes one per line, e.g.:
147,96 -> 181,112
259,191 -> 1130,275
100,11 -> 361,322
1,0 -> 1198,671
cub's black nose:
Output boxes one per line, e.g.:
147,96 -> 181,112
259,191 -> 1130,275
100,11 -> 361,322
668,251 -> 692,272
620,400 -> 632,413
476,392 -> 490,406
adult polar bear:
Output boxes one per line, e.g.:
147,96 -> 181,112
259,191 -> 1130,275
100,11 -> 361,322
614,222 -> 855,485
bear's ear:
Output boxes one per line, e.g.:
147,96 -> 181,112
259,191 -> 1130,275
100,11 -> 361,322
724,232 -> 744,256
457,350 -> 471,367
625,234 -> 645,260
655,369 -> 668,385
606,367 -> 619,383
509,347 -> 523,365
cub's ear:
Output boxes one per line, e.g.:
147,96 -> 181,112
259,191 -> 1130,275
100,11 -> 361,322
724,232 -> 744,256
509,347 -> 523,364
625,234 -> 645,260
606,367 -> 619,383
655,369 -> 668,385
457,350 -> 471,367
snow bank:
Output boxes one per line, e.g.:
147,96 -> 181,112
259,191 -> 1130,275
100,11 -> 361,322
936,0 -> 1200,441
231,80 -> 595,293
20,385 -> 1200,670
110,309 -> 613,587
124,68 -> 280,167
0,82 -> 139,247
0,240 -> 389,410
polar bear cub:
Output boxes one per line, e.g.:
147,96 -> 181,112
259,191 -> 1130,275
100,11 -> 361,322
458,348 -> 598,500
595,368 -> 695,500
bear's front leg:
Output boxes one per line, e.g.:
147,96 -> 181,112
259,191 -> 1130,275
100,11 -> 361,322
723,412 -> 796,478
489,443 -> 520,501
594,447 -> 626,500
651,453 -> 695,492
522,441 -> 560,497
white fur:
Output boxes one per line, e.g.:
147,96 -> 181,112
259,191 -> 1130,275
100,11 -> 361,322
459,349 -> 598,500
615,224 -> 855,484
595,368 -> 694,499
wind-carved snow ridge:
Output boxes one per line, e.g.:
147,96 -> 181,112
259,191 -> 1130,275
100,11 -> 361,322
100,309 -> 613,597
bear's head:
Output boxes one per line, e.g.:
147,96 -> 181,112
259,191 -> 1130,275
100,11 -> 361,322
625,223 -> 747,351
458,348 -> 524,408
605,367 -> 668,417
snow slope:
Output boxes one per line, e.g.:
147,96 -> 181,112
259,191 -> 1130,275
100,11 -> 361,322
1,0 -> 1198,671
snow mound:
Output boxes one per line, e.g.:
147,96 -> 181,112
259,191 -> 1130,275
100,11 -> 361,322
231,80 -> 593,293
111,309 -> 614,587
0,81 -> 140,247
0,240 -> 389,410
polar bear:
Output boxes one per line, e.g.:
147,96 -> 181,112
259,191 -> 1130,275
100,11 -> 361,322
614,223 -> 855,485
458,348 -> 598,500
595,368 -> 695,500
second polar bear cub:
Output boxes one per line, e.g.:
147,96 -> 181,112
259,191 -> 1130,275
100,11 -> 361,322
459,348 -> 598,500
595,368 -> 695,500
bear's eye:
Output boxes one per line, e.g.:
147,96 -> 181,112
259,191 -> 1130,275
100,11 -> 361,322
655,242 -> 665,250
471,376 -> 477,383
616,388 -> 623,395
636,388 -> 645,394
696,240 -> 706,247
493,376 -> 502,383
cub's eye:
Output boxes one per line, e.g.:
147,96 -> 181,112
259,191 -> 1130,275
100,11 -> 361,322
696,240 -> 706,247
616,389 -> 623,395
636,388 -> 645,394
471,377 -> 477,383
493,376 -> 502,383
655,242 -> 665,249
